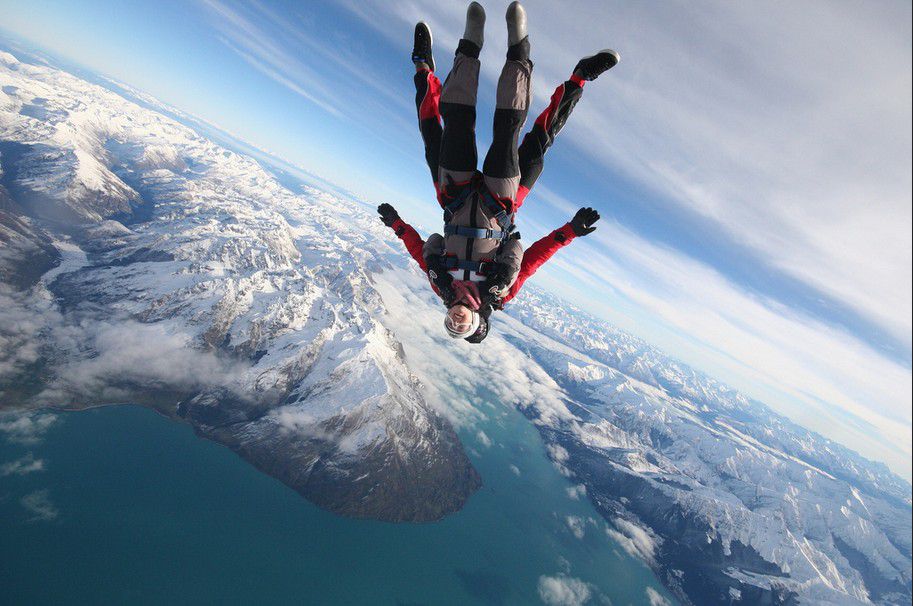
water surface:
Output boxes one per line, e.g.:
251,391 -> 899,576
0,404 -> 674,605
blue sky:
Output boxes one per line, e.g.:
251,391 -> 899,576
2,0 -> 911,478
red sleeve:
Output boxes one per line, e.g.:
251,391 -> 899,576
390,218 -> 428,272
502,223 -> 576,303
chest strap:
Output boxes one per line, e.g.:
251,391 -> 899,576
444,225 -> 512,241
441,257 -> 497,275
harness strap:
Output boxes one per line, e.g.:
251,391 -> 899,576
442,198 -> 464,222
441,257 -> 496,275
480,189 -> 516,234
444,225 -> 512,241
442,176 -> 517,238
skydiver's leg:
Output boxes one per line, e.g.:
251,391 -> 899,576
414,68 -> 442,186
438,40 -> 482,189
412,22 -> 443,188
515,76 -> 584,209
438,4 -> 486,192
515,49 -> 619,209
480,36 -> 532,209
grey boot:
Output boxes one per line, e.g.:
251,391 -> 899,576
506,1 -> 527,47
463,2 -> 486,49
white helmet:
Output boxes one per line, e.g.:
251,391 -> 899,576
444,308 -> 480,339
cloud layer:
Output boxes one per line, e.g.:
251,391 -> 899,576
533,186 -> 912,477
324,0 -> 912,477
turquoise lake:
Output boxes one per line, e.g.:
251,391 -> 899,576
0,404 -> 675,605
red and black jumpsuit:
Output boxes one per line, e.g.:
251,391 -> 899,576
390,35 -> 590,305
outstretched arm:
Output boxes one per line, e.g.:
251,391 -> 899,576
378,204 -> 455,303
378,203 -> 427,271
502,207 -> 600,303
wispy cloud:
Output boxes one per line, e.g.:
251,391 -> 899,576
0,412 -> 58,446
565,515 -> 586,540
20,489 -> 58,522
0,280 -> 248,408
337,0 -> 912,478
537,574 -> 593,606
536,0 -> 912,345
198,0 -> 416,134
34,319 -> 250,407
338,0 -> 911,346
566,484 -> 586,500
530,185 -> 912,477
605,518 -> 658,565
217,36 -> 344,119
646,586 -> 672,606
0,283 -> 58,383
198,0 -> 346,118
0,453 -> 45,477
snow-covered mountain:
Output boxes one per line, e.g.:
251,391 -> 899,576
505,290 -> 911,605
1,49 -> 909,605
0,49 -> 479,522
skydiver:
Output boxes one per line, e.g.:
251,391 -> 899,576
379,1 -> 618,343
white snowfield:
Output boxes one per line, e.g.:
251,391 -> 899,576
0,49 -> 480,522
1,50 -> 910,604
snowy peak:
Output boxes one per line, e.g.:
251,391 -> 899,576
506,288 -> 911,605
0,50 -> 479,522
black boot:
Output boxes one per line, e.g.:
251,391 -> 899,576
573,49 -> 620,81
412,21 -> 435,72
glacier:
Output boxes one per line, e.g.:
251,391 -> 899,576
1,48 -> 910,605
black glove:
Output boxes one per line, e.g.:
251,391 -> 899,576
570,207 -> 600,237
377,203 -> 400,227
426,256 -> 456,304
480,263 -> 510,308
